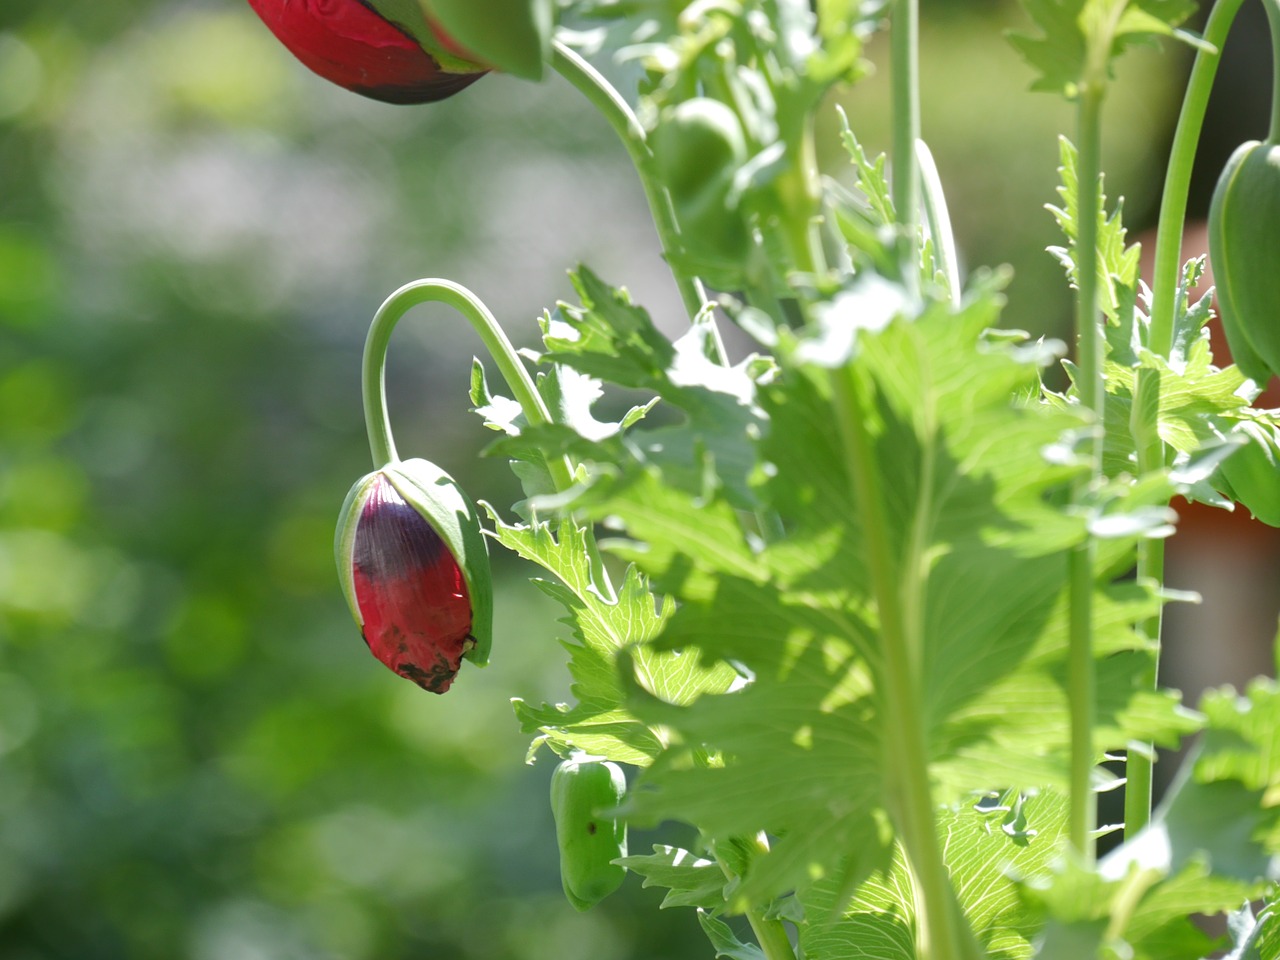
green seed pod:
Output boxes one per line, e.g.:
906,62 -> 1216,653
1208,140 -> 1280,384
550,758 -> 628,911
1216,421 -> 1280,527
651,98 -> 752,281
652,98 -> 747,200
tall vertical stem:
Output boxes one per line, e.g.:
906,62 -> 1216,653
1068,79 -> 1106,861
832,366 -> 972,960
892,0 -> 921,297
1127,0 -> 1250,839
872,4 -> 976,954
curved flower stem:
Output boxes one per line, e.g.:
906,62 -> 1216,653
1147,0 -> 1247,356
361,278 -> 576,494
549,40 -> 708,320
1126,0 -> 1249,839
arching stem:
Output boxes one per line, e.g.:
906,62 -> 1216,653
361,278 -> 576,496
549,40 -> 708,320
1147,0 -> 1248,356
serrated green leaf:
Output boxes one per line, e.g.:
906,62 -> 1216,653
1016,853 -> 1243,960
558,275 -> 1187,907
617,845 -> 727,909
837,113 -> 895,227
1047,137 -> 1141,328
1250,899 -> 1280,959
1010,0 -> 1196,96
489,511 -> 738,764
1197,680 -> 1280,795
697,910 -> 768,960
1222,902 -> 1271,960
1008,0 -> 1089,95
802,791 -> 1070,959
538,267 -> 768,507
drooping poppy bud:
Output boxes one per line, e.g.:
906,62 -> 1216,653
335,458 -> 492,693
247,0 -> 487,105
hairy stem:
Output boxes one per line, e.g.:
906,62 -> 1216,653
833,364 -> 971,960
1067,75 -> 1106,861
361,279 -> 575,495
891,0 -> 921,297
549,40 -> 708,319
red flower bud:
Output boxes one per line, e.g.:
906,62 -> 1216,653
247,0 -> 486,105
336,461 -> 492,693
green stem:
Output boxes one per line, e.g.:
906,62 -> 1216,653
1269,0 -> 1280,142
1127,0 -> 1251,840
1147,0 -> 1247,357
833,364 -> 969,960
1121,557 -> 1157,837
361,278 -> 575,495
1067,76 -> 1106,861
891,0 -> 921,297
1066,541 -> 1098,855
549,40 -> 708,320
775,109 -> 828,277
710,838 -> 797,960
747,906 -> 798,960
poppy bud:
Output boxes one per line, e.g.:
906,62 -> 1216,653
247,0 -> 487,105
335,458 -> 492,693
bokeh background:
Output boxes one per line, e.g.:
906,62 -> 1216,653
0,1 -> 1276,957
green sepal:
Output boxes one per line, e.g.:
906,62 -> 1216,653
362,0 -> 489,74
418,0 -> 552,80
334,458 -> 493,667
551,758 -> 628,911
334,471 -> 378,635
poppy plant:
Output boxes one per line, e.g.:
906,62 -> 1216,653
335,459 -> 492,693
247,0 -> 487,104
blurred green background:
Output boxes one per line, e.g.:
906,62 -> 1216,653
0,1 -> 1267,957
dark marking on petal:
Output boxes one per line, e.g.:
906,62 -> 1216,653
350,474 -> 472,694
